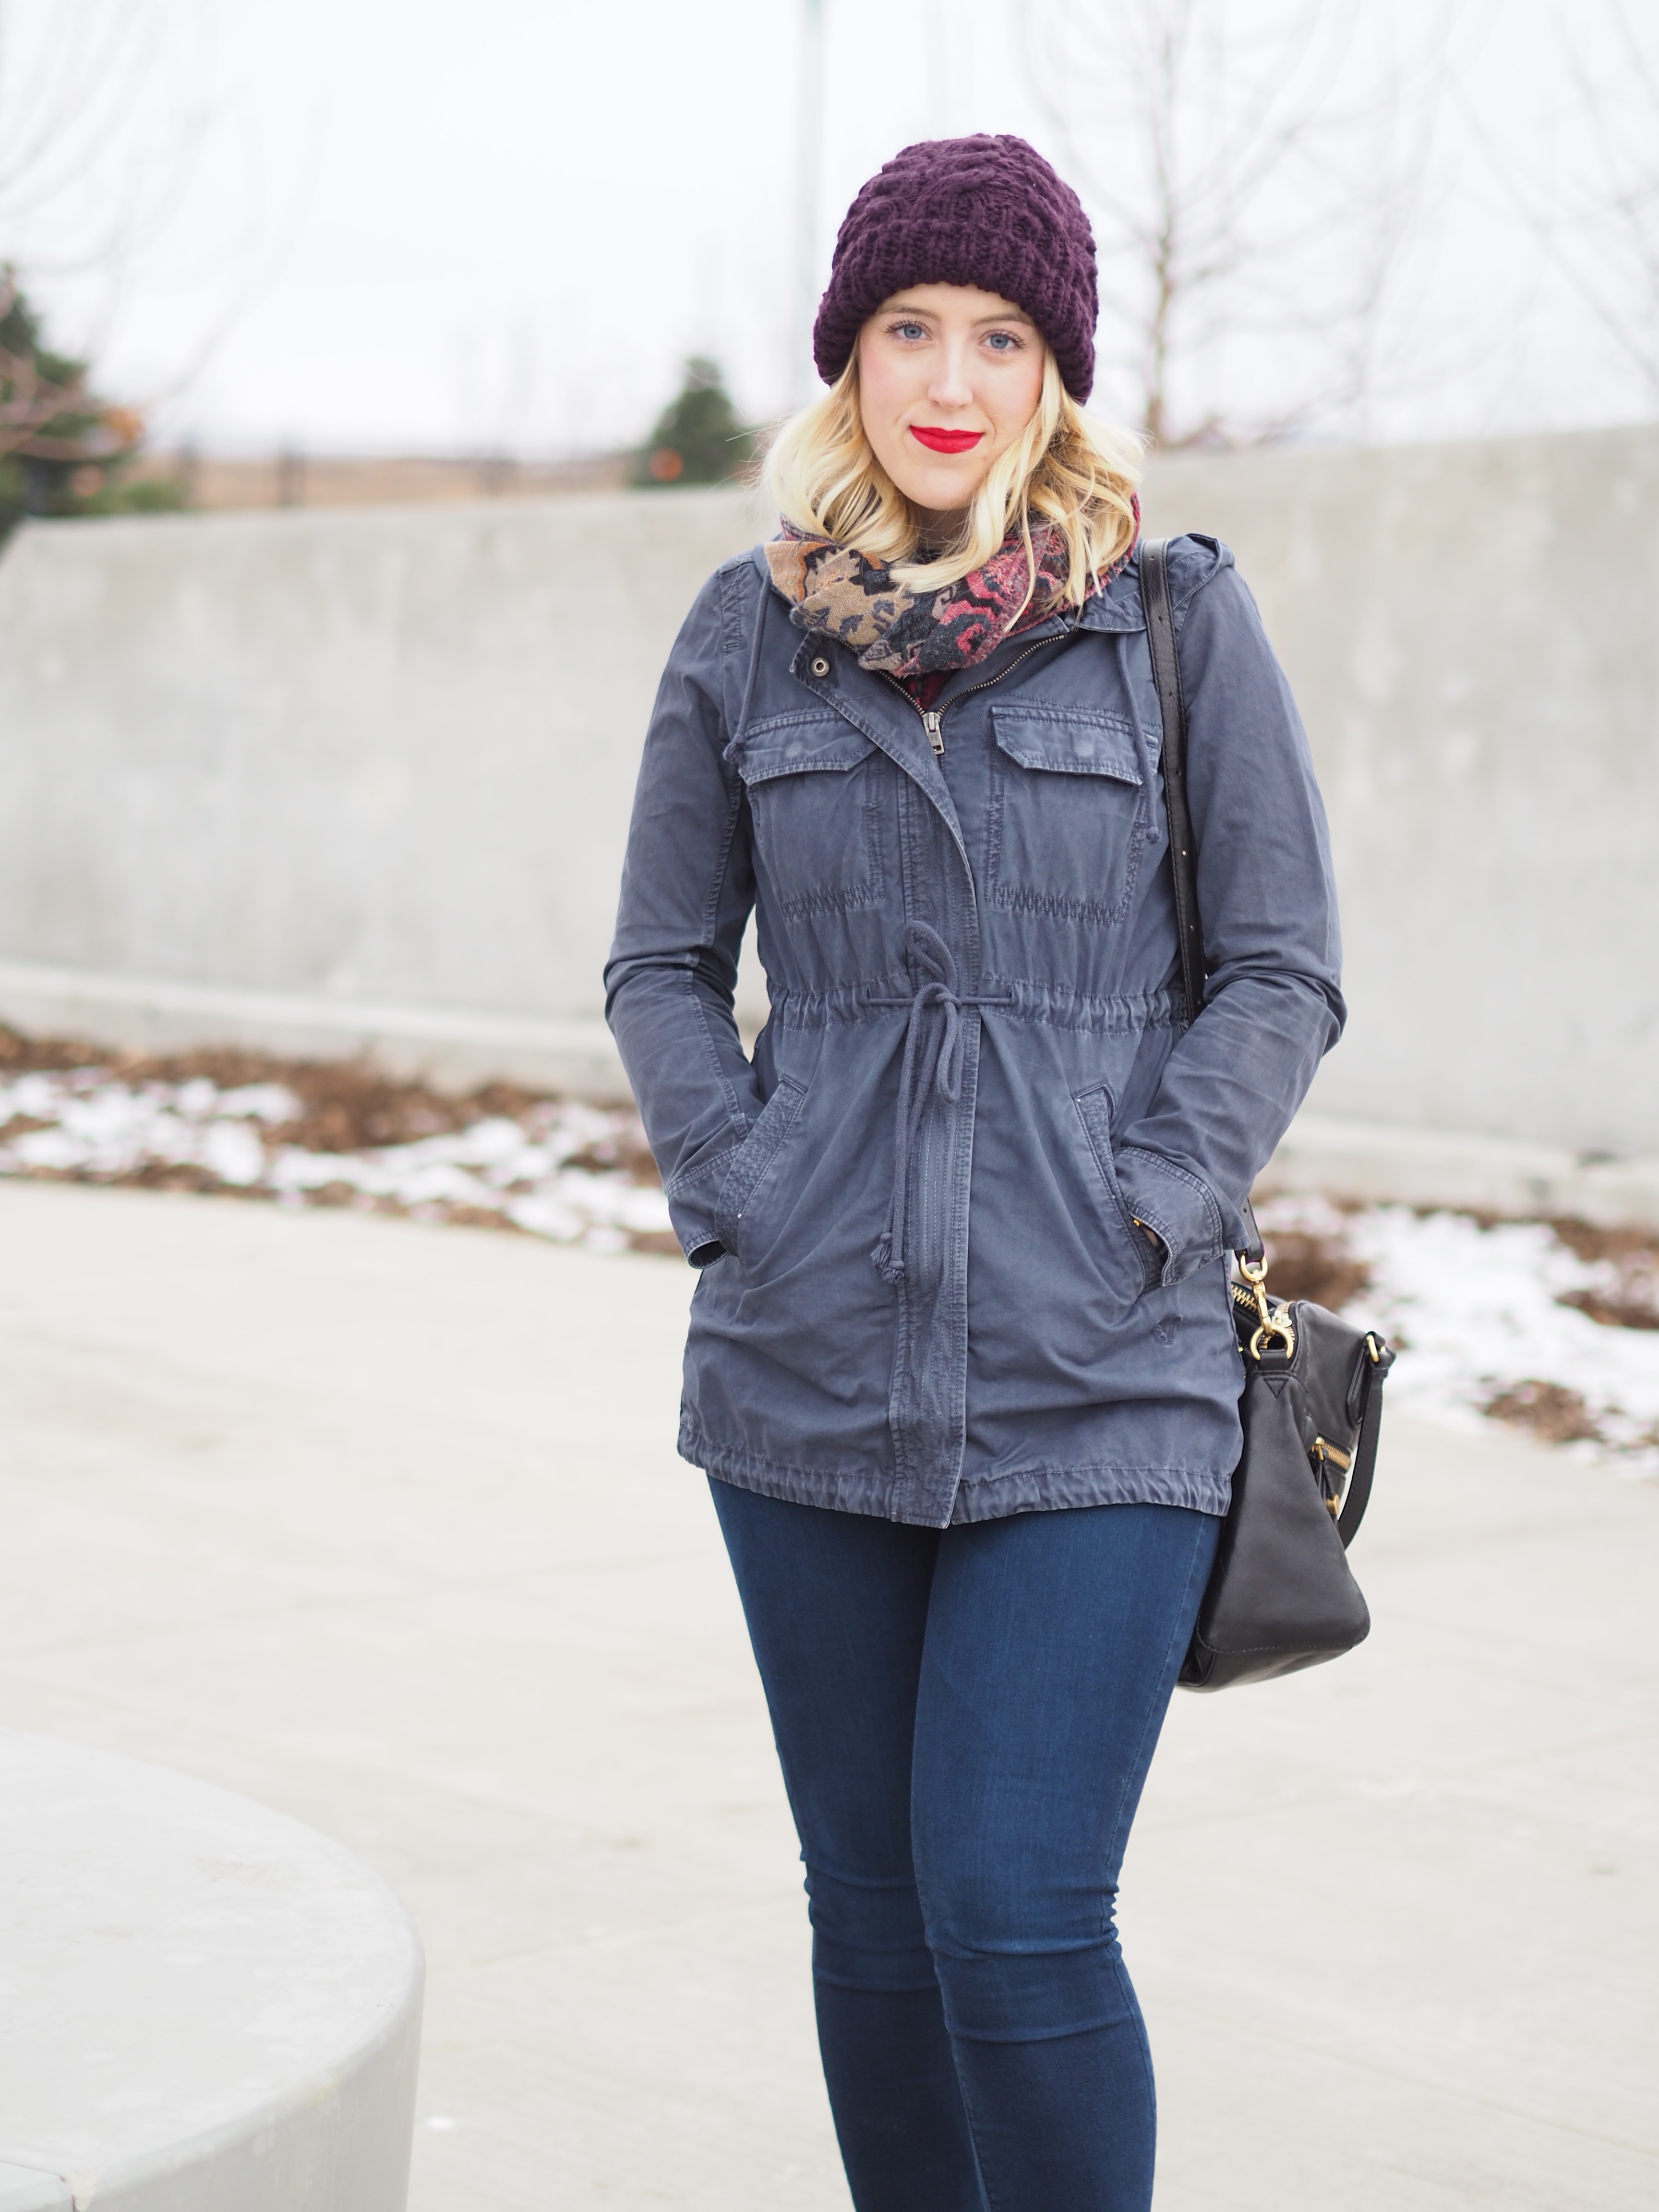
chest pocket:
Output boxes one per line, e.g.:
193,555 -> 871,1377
736,715 -> 886,921
987,704 -> 1147,926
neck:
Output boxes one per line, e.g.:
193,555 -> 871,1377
911,504 -> 967,560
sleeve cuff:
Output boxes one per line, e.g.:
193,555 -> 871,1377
664,1138 -> 745,1268
1113,1145 -> 1229,1285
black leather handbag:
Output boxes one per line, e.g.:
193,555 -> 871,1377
1139,538 -> 1395,1692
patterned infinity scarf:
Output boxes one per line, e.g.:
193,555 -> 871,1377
765,501 -> 1138,685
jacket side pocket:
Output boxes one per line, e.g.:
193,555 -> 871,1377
1073,1082 -> 1161,1296
715,1075 -> 808,1261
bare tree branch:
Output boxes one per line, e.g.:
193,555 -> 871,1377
0,0 -> 325,479
1458,1 -> 1659,406
0,2 -> 197,256
1020,0 -> 1461,446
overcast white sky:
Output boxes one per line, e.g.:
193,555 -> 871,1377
3,0 -> 1655,456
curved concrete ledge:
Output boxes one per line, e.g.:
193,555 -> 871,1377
0,1732 -> 423,2211
0,957 -> 634,1103
1261,1109 -> 1659,1230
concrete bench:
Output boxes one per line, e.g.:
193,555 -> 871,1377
0,1732 -> 423,2210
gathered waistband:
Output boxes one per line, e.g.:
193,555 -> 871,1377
766,974 -> 1185,1036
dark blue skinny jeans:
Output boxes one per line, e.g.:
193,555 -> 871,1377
708,1479 -> 1221,2212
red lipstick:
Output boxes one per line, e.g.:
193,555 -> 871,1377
910,426 -> 984,454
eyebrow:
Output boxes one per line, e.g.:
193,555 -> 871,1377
882,300 -> 1036,326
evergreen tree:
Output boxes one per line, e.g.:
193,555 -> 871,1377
632,356 -> 754,488
0,271 -> 184,541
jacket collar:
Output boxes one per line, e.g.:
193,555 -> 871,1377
1076,557 -> 1147,634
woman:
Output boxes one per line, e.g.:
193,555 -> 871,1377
606,135 -> 1341,2212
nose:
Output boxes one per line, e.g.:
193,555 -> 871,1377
926,336 -> 975,413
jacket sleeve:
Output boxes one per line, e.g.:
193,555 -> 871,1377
1111,544 -> 1346,1283
603,561 -> 763,1265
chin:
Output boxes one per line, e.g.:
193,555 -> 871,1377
894,463 -> 984,514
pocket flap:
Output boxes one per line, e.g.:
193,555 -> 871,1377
991,704 -> 1143,782
736,717 -> 877,786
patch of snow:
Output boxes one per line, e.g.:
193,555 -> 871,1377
1345,1207 -> 1659,1466
212,1083 -> 303,1122
0,1072 -> 674,1253
1253,1192 -> 1659,1473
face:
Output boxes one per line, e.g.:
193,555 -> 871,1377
856,282 -> 1046,527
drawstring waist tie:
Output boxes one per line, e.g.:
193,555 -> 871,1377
866,921 -> 1012,1285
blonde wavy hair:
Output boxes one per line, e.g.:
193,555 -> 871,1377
763,344 -> 1142,613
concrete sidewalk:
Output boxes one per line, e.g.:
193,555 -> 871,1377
0,1180 -> 1653,2210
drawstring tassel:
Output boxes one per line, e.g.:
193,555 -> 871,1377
866,921 -> 1012,1286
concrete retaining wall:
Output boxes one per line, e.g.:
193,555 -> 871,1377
1143,427 -> 1659,1159
0,488 -> 772,1100
0,427 -> 1655,1158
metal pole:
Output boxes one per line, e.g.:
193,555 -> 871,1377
794,0 -> 825,409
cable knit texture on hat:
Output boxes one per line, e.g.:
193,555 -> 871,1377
812,134 -> 1098,400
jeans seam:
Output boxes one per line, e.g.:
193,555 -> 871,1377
1099,1514 -> 1217,1927
1123,1950 -> 1160,2168
949,2049 -> 1006,2212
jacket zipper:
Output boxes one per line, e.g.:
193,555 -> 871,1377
884,627 -> 1070,757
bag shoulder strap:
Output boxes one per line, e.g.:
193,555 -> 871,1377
1139,537 -> 1205,1026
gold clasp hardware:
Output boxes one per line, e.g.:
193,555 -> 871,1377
1239,1254 -> 1296,1360
1311,1435 -> 1350,1513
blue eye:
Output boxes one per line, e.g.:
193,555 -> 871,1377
891,321 -> 927,341
985,330 -> 1023,352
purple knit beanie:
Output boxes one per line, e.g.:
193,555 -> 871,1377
812,135 -> 1097,401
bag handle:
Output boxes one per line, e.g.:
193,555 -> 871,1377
1140,537 -> 1264,1266
1336,1334 -> 1395,1547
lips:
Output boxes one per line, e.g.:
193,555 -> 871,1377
910,426 -> 985,454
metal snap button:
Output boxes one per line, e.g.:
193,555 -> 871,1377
810,655 -> 830,678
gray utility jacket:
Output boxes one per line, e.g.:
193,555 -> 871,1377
605,533 -> 1343,1528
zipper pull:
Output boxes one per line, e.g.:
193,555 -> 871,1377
923,709 -> 944,757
